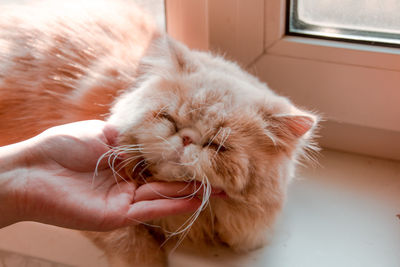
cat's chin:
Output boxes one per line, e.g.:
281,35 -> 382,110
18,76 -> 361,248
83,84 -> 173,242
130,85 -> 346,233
126,156 -> 153,183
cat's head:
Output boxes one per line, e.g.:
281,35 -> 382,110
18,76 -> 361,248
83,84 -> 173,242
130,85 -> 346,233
108,36 -> 318,200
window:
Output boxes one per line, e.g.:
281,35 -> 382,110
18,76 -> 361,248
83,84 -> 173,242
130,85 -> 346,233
288,0 -> 400,47
166,0 -> 400,160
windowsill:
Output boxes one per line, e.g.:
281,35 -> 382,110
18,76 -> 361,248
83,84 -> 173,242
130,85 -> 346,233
0,149 -> 399,266
171,149 -> 400,267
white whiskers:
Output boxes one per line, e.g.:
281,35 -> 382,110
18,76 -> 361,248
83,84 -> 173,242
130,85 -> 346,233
93,143 -> 147,189
93,142 -> 213,253
215,127 -> 231,156
156,135 -> 179,154
162,174 -> 212,253
206,127 -> 223,149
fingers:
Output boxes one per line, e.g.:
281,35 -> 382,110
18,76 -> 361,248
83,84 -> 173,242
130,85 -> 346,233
134,181 -> 199,202
118,181 -> 226,227
127,198 -> 202,223
133,181 -> 223,202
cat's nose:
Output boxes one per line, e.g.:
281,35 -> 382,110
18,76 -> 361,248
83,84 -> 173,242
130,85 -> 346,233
180,128 -> 200,147
182,135 -> 192,146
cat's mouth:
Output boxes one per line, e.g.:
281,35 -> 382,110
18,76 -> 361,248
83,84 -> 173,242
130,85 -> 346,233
124,154 -> 190,183
124,156 -> 228,198
125,157 -> 153,183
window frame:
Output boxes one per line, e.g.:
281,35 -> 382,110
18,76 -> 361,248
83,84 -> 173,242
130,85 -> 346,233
286,0 -> 400,48
165,0 -> 400,160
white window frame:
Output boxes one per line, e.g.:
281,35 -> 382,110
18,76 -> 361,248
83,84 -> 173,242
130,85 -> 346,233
165,0 -> 400,160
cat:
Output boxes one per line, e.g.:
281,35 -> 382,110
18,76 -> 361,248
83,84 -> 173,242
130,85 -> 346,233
0,1 -> 319,266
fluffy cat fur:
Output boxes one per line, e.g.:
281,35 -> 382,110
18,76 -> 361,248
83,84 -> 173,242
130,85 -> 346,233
0,1 -> 319,266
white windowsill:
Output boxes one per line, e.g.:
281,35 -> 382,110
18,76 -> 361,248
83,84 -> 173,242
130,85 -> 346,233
0,149 -> 399,267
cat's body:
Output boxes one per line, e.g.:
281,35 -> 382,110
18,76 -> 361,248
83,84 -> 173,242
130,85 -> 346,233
0,0 -> 156,145
0,1 -> 318,266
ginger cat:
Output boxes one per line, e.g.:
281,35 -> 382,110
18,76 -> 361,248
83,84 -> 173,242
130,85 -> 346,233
0,1 -> 318,266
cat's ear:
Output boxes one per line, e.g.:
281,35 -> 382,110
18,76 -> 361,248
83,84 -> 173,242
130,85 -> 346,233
266,112 -> 318,145
165,36 -> 196,73
141,35 -> 195,74
271,114 -> 315,137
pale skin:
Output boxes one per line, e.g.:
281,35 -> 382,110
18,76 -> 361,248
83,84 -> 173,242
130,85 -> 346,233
0,120 -> 209,231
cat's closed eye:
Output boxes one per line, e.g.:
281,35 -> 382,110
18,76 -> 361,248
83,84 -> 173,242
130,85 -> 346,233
204,141 -> 228,152
158,112 -> 178,132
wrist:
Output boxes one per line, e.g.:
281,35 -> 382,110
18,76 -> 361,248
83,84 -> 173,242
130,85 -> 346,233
0,138 -> 38,169
0,170 -> 25,227
0,140 -> 36,228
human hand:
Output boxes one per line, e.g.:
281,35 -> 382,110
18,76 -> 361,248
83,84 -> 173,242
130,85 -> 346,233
0,120 -> 205,231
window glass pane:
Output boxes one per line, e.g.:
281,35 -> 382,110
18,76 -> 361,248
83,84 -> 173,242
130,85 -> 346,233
288,0 -> 400,46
